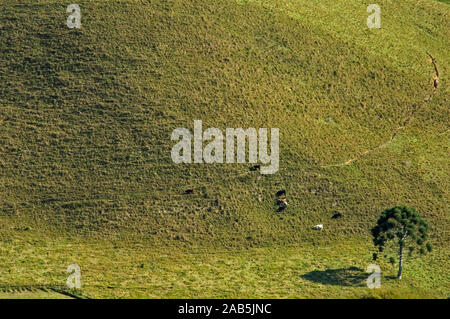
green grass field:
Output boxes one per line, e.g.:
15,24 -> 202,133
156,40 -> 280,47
0,0 -> 449,298
0,234 -> 449,298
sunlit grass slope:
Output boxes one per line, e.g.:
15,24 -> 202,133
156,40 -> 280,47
0,0 -> 449,297
0,0 -> 448,299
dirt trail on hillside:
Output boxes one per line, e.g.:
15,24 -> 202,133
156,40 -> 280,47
322,52 -> 440,168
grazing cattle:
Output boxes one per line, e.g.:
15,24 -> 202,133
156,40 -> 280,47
184,189 -> 194,194
278,198 -> 288,207
250,165 -> 261,171
312,224 -> 323,230
276,198 -> 287,212
276,190 -> 286,197
275,190 -> 287,212
332,212 -> 342,219
277,206 -> 287,212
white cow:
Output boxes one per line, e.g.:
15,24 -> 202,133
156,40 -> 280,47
312,224 -> 323,230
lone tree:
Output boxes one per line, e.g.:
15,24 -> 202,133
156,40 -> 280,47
371,206 -> 432,279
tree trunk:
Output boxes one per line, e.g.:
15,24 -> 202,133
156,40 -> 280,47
397,245 -> 403,279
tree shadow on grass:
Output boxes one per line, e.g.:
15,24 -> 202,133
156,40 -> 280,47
301,267 -> 367,287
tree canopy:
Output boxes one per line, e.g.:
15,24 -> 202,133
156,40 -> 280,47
371,206 -> 432,279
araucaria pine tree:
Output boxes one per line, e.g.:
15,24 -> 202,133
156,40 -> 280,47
371,206 -> 432,279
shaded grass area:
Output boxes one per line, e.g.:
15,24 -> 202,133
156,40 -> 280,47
0,285 -> 83,299
0,289 -> 73,299
0,235 -> 448,299
301,267 -> 367,287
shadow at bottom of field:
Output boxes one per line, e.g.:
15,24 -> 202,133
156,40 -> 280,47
301,267 -> 368,287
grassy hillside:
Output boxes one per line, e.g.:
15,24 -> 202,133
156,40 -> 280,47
0,0 -> 448,298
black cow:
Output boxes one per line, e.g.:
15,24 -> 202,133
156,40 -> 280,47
276,190 -> 286,197
332,212 -> 342,219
